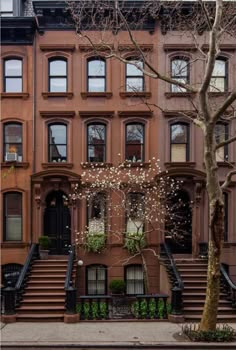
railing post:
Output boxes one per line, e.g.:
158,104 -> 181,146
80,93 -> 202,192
2,282 -> 16,323
65,282 -> 77,314
168,284 -> 184,323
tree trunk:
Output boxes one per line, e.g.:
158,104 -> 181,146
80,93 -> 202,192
141,252 -> 149,293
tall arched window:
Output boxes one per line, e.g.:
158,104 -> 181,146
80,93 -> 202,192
125,123 -> 144,162
4,58 -> 22,92
170,123 -> 189,162
171,57 -> 189,92
125,265 -> 144,295
87,193 -> 106,234
210,58 -> 228,92
3,192 -> 22,241
48,123 -> 67,162
126,59 -> 144,92
86,265 -> 107,295
49,58 -> 67,92
215,122 -> 229,161
87,58 -> 106,92
4,122 -> 22,162
87,123 -> 106,162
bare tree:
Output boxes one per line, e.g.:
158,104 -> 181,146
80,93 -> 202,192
67,0 -> 236,330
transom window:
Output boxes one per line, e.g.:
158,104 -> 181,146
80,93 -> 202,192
48,123 -> 67,162
0,0 -> 13,16
210,59 -> 227,92
126,60 -> 144,92
215,123 -> 228,161
88,193 -> 106,234
125,123 -> 144,162
86,265 -> 107,295
170,123 -> 189,162
49,58 -> 67,92
171,58 -> 189,92
87,123 -> 106,162
87,58 -> 106,92
3,192 -> 22,241
125,265 -> 144,295
4,123 -> 22,162
126,193 -> 144,233
4,58 -> 22,92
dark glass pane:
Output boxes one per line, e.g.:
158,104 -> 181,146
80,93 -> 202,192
50,78 -> 67,92
88,78 -> 105,92
126,61 -> 143,76
88,124 -> 105,144
126,124 -> 144,143
210,77 -> 225,92
5,124 -> 22,143
171,78 -> 187,92
88,145 -> 105,162
126,78 -> 143,92
50,60 -> 67,76
5,59 -> 22,76
88,60 -> 105,76
49,124 -> 66,144
126,144 -> 143,162
171,124 -> 187,143
171,59 -> 188,77
5,78 -> 22,92
49,145 -> 67,162
5,193 -> 22,215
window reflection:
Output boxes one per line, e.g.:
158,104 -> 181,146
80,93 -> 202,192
126,60 -> 144,92
171,58 -> 189,92
210,59 -> 227,92
126,123 -> 144,162
88,59 -> 106,92
48,124 -> 67,162
49,59 -> 67,92
4,59 -> 22,92
87,124 -> 106,162
170,123 -> 189,162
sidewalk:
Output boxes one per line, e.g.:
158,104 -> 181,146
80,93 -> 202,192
1,321 -> 236,348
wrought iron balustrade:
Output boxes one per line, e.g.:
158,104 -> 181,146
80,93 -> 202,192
78,295 -> 111,320
220,264 -> 236,308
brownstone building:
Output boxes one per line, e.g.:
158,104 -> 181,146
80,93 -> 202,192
1,0 -> 236,322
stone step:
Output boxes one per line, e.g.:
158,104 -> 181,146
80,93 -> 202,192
22,298 -> 65,304
185,314 -> 236,322
17,305 -> 65,313
16,313 -> 64,322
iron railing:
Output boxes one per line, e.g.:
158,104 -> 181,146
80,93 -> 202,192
220,264 -> 236,308
65,245 -> 77,314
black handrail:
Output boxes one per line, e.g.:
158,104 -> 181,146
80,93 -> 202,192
65,245 -> 75,289
220,264 -> 236,307
160,242 -> 184,290
65,245 -> 77,314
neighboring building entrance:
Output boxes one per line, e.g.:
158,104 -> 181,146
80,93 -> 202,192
44,190 -> 71,254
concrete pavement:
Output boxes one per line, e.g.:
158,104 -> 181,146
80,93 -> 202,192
1,321 -> 236,348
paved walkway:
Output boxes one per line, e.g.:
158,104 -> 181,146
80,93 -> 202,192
1,321 -> 236,348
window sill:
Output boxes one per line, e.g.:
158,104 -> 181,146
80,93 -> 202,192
1,92 -> 29,99
81,92 -> 112,99
216,161 -> 235,167
1,162 -> 29,169
165,162 -> 196,168
42,92 -> 73,99
1,242 -> 29,248
42,162 -> 73,169
81,162 -> 112,169
208,92 -> 229,97
120,92 -> 151,99
165,92 -> 196,99
120,162 -> 151,168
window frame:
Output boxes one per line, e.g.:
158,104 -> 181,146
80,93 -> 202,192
48,122 -> 67,163
87,123 -> 106,163
3,192 -> 22,242
87,57 -> 106,92
125,122 -> 145,162
170,122 -> 189,162
125,264 -> 144,296
215,122 -> 229,162
210,58 -> 228,93
125,59 -> 144,92
86,264 -> 107,295
125,192 -> 145,233
170,57 -> 190,93
87,192 -> 107,234
3,57 -> 23,93
48,57 -> 68,93
3,122 -> 23,162
0,0 -> 13,17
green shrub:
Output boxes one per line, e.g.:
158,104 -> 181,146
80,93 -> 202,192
182,324 -> 236,342
131,299 -> 171,319
109,279 -> 126,294
38,235 -> 50,250
86,232 -> 106,253
77,301 -> 107,319
124,232 -> 146,254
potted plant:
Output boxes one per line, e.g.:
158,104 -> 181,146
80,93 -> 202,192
38,235 -> 50,259
109,279 -> 126,295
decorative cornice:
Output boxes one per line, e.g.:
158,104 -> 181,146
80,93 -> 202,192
202,44 -> 236,51
118,44 -> 153,51
118,111 -> 153,118
40,111 -> 75,118
40,44 -> 75,51
165,92 -> 196,99
79,44 -> 114,52
163,110 -> 196,118
163,44 -> 197,52
1,17 -> 36,45
42,92 -> 73,99
81,92 -> 112,99
120,92 -> 151,99
42,163 -> 73,169
79,111 -> 114,118
1,162 -> 30,169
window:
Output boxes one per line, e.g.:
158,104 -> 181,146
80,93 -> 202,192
126,60 -> 144,92
223,192 -> 228,242
86,265 -> 107,295
4,58 -> 22,92
210,59 -> 227,92
4,123 -> 22,162
125,265 -> 144,295
48,123 -> 67,162
87,58 -> 106,92
125,123 -> 144,162
49,58 -> 67,92
170,123 -> 189,162
3,192 -> 22,241
215,123 -> 228,161
171,58 -> 189,92
0,0 -> 13,16
126,193 -> 144,233
87,123 -> 106,162
88,193 -> 106,234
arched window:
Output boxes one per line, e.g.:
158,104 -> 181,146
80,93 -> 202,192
87,58 -> 106,92
171,57 -> 189,92
87,193 -> 106,234
210,58 -> 228,92
48,58 -> 67,92
87,123 -> 106,162
48,123 -> 67,162
125,123 -> 144,162
126,193 -> 144,233
215,122 -> 229,161
4,58 -> 22,92
170,123 -> 189,162
3,192 -> 22,241
3,122 -> 22,162
125,265 -> 144,295
126,59 -> 144,92
2,264 -> 23,287
86,265 -> 107,295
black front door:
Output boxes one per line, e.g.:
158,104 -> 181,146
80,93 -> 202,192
44,191 -> 71,254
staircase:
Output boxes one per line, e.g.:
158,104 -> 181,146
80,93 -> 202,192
16,258 -> 71,322
176,258 -> 236,322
